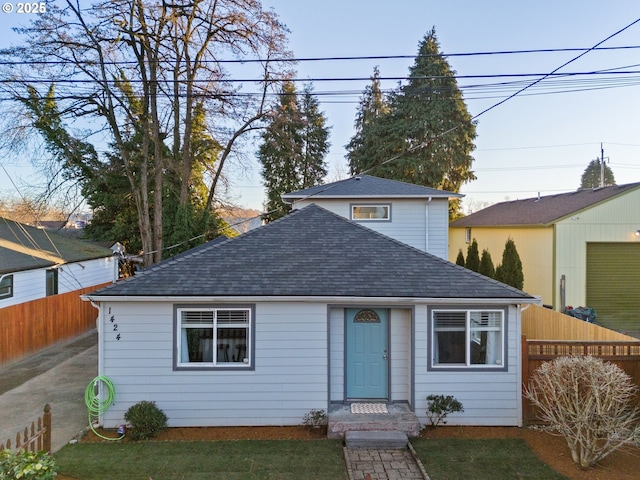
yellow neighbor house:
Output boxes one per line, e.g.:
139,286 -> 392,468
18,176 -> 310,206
449,183 -> 640,334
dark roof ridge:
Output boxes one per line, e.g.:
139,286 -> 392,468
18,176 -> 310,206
282,174 -> 462,200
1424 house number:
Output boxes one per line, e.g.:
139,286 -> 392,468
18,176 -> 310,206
108,308 -> 121,341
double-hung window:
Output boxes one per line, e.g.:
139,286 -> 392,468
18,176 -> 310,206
176,306 -> 252,369
431,309 -> 505,369
0,275 -> 13,299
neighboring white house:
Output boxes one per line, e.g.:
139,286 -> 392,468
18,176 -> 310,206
86,180 -> 536,430
0,217 -> 117,308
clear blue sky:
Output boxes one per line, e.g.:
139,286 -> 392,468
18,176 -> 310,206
1,1 -> 640,213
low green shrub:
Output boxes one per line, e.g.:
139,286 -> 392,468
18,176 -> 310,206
425,394 -> 464,428
301,409 -> 328,430
0,449 -> 58,480
123,401 -> 168,440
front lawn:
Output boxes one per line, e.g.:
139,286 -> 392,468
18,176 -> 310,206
54,436 -> 573,479
411,438 -> 568,480
54,439 -> 348,480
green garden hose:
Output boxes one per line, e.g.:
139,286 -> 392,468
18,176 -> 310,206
85,375 -> 125,440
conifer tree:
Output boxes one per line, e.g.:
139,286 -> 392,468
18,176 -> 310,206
259,82 -> 330,222
495,238 -> 524,290
346,66 -> 389,175
346,28 -> 476,218
580,159 -> 615,188
300,84 -> 331,187
465,239 -> 480,272
478,249 -> 495,278
455,249 -> 465,267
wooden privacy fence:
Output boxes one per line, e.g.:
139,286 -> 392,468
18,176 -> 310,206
0,404 -> 51,453
0,283 -> 109,366
522,303 -> 637,341
522,338 -> 640,425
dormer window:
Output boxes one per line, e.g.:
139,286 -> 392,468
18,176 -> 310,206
351,204 -> 391,221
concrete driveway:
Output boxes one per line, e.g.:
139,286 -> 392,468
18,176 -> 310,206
0,331 -> 98,453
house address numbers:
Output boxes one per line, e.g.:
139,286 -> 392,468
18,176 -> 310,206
108,307 -> 121,341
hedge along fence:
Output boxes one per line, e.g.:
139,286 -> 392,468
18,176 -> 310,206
0,283 -> 110,366
0,404 -> 51,454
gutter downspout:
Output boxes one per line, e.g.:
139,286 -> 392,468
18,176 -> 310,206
425,197 -> 432,253
87,297 -> 105,422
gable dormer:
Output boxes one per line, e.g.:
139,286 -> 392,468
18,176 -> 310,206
282,175 -> 462,259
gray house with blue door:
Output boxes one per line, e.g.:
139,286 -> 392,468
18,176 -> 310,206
85,177 -> 536,430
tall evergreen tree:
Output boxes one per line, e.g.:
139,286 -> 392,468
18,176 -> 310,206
495,238 -> 524,290
465,239 -> 480,272
455,249 -> 465,267
300,84 -> 331,187
346,66 -> 389,175
259,82 -> 330,223
346,28 -> 476,218
580,159 -> 615,188
478,249 -> 495,278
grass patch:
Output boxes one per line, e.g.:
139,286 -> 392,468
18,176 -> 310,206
54,439 -> 347,480
411,438 -> 568,480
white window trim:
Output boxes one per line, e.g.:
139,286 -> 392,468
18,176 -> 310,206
350,203 -> 391,221
430,308 -> 505,370
175,306 -> 253,370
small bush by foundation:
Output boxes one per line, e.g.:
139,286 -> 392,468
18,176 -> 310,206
124,401 -> 168,440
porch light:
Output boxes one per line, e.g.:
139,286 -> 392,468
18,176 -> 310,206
636,229 -> 640,237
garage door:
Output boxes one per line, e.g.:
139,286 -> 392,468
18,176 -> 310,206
586,243 -> 640,333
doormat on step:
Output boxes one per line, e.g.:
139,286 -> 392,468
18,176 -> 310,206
350,403 -> 388,414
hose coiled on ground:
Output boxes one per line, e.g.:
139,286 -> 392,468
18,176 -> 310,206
85,375 -> 124,440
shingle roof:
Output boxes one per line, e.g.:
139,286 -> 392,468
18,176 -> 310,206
281,175 -> 463,201
451,183 -> 640,227
0,217 -> 114,274
91,204 -> 532,300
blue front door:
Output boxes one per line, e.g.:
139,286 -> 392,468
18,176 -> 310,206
346,308 -> 388,399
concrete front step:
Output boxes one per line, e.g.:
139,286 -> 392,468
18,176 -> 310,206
345,430 -> 409,449
328,403 -> 421,439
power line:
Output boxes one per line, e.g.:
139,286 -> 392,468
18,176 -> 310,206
2,45 -> 640,66
471,18 -> 640,120
5,69 -> 640,85
477,142 -> 600,152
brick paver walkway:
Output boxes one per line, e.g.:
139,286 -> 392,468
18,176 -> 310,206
344,445 -> 430,480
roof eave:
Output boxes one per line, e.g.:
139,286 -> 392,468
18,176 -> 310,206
283,193 -> 462,201
83,294 -> 537,304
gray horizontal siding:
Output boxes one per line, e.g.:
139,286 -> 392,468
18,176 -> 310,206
100,301 -> 329,428
413,304 -> 521,426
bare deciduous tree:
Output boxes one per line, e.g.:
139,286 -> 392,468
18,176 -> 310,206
0,0 -> 292,265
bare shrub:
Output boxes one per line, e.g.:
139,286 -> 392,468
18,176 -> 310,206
525,355 -> 640,468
